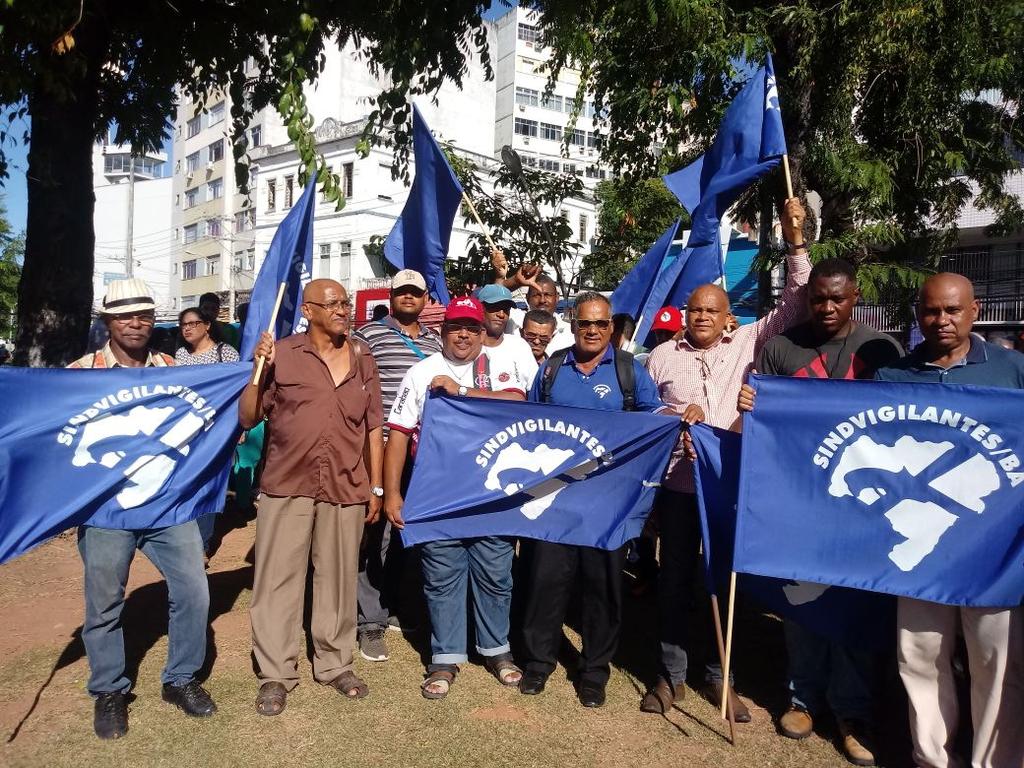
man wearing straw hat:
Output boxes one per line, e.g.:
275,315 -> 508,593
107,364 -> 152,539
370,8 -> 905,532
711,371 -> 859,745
240,279 -> 384,716
69,278 -> 216,740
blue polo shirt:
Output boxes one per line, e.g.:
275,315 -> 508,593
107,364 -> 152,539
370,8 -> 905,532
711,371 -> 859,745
875,335 -> 1024,390
528,345 -> 664,412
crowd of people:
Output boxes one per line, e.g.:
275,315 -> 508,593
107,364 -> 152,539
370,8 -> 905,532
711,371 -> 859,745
55,193 -> 1022,768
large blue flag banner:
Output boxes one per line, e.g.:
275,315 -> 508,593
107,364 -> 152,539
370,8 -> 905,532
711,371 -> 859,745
384,104 -> 463,305
610,218 -> 681,322
0,363 -> 253,564
240,178 -> 316,360
400,396 -> 679,549
690,423 -> 894,650
736,375 -> 1024,607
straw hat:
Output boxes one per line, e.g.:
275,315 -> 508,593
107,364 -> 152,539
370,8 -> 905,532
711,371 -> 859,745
101,278 -> 156,315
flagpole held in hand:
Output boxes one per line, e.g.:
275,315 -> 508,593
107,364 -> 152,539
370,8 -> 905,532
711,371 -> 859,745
250,281 -> 286,386
461,191 -> 499,253
781,155 -> 801,231
720,570 -> 738,720
710,592 -> 737,744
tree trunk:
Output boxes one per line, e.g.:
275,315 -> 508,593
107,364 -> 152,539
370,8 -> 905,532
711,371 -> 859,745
15,48 -> 104,366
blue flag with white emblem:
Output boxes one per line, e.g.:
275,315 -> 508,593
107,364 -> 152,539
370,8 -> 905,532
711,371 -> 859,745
240,179 -> 316,360
0,363 -> 252,564
737,375 -> 1024,607
399,396 -> 679,549
690,423 -> 895,650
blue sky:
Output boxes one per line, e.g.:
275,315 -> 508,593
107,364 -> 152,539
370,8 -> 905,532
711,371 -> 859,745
1,2 -> 516,235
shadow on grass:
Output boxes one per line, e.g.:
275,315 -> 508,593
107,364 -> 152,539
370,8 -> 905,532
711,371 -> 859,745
5,562 -> 253,744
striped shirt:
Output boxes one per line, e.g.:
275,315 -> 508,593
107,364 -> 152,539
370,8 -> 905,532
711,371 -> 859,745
353,317 -> 442,437
645,251 -> 811,493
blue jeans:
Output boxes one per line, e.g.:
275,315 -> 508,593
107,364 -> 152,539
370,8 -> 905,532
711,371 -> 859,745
78,521 -> 210,695
196,513 -> 217,553
419,537 -> 514,667
785,619 -> 874,721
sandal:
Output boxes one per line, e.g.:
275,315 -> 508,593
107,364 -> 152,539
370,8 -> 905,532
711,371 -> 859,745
255,681 -> 287,716
485,654 -> 523,687
421,666 -> 458,700
326,670 -> 369,700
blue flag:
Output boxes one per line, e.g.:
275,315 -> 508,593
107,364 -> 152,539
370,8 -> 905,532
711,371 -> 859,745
384,105 -> 463,305
400,396 -> 679,549
632,239 -> 723,344
690,423 -> 894,650
610,219 -> 681,322
0,363 -> 253,564
736,375 -> 1024,607
240,179 -> 316,360
663,55 -> 787,248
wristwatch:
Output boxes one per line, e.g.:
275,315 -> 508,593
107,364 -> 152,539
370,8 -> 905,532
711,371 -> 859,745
370,486 -> 384,497
457,385 -> 468,396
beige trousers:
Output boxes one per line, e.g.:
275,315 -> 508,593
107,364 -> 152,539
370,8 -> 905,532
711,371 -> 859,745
897,597 -> 1023,768
251,495 -> 365,690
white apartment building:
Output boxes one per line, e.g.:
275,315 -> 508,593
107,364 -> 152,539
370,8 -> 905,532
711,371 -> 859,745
91,139 -> 174,319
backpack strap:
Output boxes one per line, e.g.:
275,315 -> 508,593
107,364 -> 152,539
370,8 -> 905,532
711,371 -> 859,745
613,348 -> 637,411
540,348 -> 570,403
216,342 -> 224,363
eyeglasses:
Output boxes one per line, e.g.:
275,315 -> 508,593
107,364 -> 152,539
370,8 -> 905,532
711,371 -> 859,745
180,320 -> 207,330
574,319 -> 612,331
110,313 -> 155,326
306,299 -> 352,313
523,333 -> 553,344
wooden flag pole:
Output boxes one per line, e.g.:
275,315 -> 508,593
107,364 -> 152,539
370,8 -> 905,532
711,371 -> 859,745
250,281 -> 287,386
781,155 -> 801,231
710,593 -> 737,745
462,191 -> 499,254
719,571 -> 739,720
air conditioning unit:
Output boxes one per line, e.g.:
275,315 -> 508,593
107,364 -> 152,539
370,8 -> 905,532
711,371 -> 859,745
185,172 -> 193,182
206,161 -> 215,172
523,137 -> 530,145
587,149 -> 595,157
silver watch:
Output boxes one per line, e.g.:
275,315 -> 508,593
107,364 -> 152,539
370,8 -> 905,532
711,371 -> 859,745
457,385 -> 469,396
370,486 -> 384,497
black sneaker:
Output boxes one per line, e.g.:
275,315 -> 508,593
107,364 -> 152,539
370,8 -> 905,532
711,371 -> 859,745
161,680 -> 217,717
93,691 -> 128,739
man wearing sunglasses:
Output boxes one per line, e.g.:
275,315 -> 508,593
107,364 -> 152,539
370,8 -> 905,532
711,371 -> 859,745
518,292 -> 677,708
241,279 -> 384,715
641,197 -> 811,722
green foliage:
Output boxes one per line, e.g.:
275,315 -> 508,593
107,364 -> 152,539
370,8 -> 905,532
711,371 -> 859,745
445,147 -> 586,297
584,177 -> 685,289
535,0 -> 1024,299
0,197 -> 23,340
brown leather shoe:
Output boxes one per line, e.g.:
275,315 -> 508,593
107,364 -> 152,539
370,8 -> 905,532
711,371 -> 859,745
701,681 -> 751,723
640,677 -> 686,714
838,719 -> 877,767
779,705 -> 813,739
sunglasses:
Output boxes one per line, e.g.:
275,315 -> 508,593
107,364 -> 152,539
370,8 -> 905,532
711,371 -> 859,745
574,319 -> 612,331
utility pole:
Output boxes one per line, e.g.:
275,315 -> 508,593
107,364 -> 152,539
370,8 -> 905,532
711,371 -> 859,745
125,154 -> 135,278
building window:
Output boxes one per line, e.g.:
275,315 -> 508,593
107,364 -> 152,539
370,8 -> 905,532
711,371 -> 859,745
207,102 -> 225,127
585,165 -> 601,179
517,22 -> 539,44
172,262 -> 178,275
540,93 -> 563,112
186,116 -> 201,138
267,179 -> 276,212
342,162 -> 354,198
186,151 -> 201,174
515,87 -> 539,107
208,178 -> 224,200
514,118 -> 538,137
587,132 -> 601,149
182,259 -> 198,279
538,158 -> 560,172
316,243 -> 332,279
246,248 -> 255,270
206,218 -> 222,238
284,175 -> 294,208
174,193 -> 180,208
338,241 -> 352,280
568,128 -> 586,147
182,295 -> 197,307
563,163 -> 577,176
207,139 -> 224,163
206,256 -> 220,276
579,214 -> 589,243
234,209 -> 254,232
249,124 -> 262,148
183,224 -> 198,244
184,187 -> 198,208
540,122 -> 562,142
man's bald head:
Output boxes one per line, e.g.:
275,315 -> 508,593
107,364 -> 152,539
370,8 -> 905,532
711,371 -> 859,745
301,279 -> 350,338
685,283 -> 731,349
916,271 -> 978,359
303,279 -> 345,303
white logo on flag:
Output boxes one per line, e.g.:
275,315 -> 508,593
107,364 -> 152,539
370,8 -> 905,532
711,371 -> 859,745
765,73 -> 780,113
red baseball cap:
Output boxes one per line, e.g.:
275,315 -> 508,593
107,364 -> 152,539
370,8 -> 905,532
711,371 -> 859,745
444,295 -> 485,324
651,306 -> 683,333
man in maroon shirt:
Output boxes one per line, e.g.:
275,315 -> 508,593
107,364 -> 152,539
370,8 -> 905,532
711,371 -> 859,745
240,279 -> 384,716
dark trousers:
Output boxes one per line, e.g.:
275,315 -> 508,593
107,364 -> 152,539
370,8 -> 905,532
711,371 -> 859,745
520,540 -> 626,686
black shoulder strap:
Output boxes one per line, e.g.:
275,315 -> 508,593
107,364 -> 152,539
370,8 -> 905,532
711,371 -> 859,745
613,348 -> 637,411
540,348 -> 570,403
216,342 -> 224,362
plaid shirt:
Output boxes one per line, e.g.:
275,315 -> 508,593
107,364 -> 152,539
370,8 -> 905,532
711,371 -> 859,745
645,251 -> 811,493
67,343 -> 174,369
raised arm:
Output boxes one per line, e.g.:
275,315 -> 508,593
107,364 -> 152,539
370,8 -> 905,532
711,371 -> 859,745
753,198 -> 812,348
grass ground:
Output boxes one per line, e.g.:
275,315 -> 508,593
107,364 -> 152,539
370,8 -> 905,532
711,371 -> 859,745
0,519 -> 910,768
